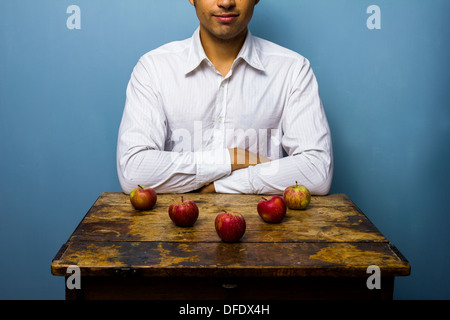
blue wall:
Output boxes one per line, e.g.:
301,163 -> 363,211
0,0 -> 448,299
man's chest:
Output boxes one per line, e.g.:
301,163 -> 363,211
160,71 -> 288,135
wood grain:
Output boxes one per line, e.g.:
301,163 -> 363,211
51,193 -> 410,279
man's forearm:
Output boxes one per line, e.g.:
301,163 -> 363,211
117,147 -> 231,194
213,151 -> 333,195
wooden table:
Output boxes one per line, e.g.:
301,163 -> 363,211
51,192 -> 410,300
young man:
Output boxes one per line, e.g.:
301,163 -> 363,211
116,0 -> 333,195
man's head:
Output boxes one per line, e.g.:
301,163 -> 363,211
189,0 -> 260,42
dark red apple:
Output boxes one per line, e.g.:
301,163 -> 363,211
257,195 -> 287,223
168,196 -> 199,227
215,211 -> 246,242
130,185 -> 157,210
283,181 -> 311,210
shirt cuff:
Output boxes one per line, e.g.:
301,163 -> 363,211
195,148 -> 231,186
214,167 -> 253,194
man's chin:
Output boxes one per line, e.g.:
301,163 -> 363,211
208,27 -> 248,42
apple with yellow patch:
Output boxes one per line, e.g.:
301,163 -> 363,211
283,182 -> 311,210
130,185 -> 157,210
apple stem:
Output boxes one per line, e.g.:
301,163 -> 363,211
138,185 -> 144,189
295,181 -> 298,186
181,196 -> 184,202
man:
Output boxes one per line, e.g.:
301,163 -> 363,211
116,0 -> 333,195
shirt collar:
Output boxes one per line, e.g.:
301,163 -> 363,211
185,27 -> 265,75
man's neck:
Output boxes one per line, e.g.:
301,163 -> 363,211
199,26 -> 248,77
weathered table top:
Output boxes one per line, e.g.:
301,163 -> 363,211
51,193 -> 410,278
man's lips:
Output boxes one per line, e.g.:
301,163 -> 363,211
214,14 -> 239,23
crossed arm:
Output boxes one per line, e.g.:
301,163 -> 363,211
117,58 -> 333,196
198,148 -> 271,193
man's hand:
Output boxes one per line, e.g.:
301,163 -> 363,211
197,149 -> 270,193
228,148 -> 271,172
198,182 -> 216,193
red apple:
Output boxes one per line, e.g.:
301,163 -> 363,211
168,196 -> 199,227
215,211 -> 246,242
283,181 -> 311,210
257,195 -> 287,223
130,185 -> 157,210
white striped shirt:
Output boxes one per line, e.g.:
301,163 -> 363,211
117,27 -> 333,195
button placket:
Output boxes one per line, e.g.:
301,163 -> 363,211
212,77 -> 228,150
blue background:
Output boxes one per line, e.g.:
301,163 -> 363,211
0,0 -> 449,299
